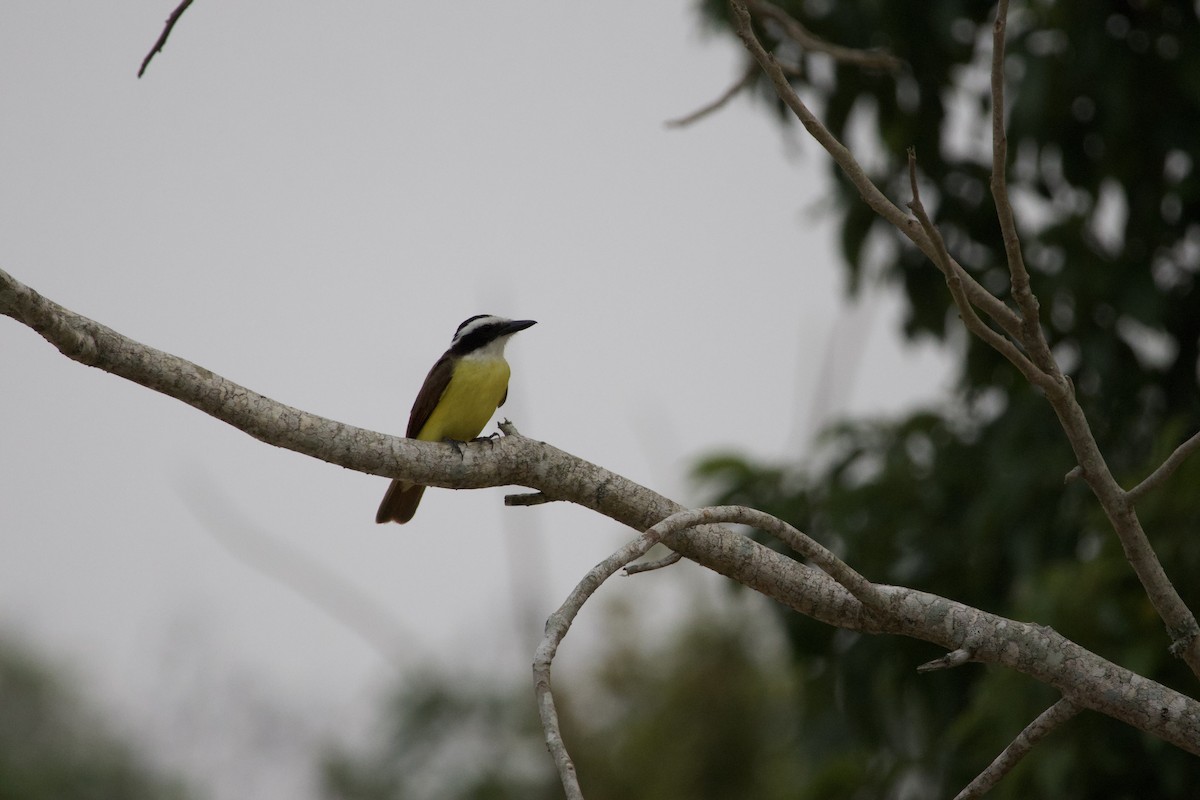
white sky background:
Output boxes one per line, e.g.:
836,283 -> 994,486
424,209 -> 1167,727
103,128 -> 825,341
0,2 -> 953,797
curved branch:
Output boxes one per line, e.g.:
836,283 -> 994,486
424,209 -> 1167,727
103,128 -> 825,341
535,531 -> 665,800
653,505 -> 886,608
4,266 -> 1200,754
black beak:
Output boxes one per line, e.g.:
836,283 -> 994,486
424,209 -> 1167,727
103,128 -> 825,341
504,319 -> 537,335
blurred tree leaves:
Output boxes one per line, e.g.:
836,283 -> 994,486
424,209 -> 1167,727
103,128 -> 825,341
0,637 -> 190,800
689,0 -> 1200,796
322,599 -> 803,800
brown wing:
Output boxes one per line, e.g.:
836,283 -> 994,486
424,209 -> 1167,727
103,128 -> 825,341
406,352 -> 455,438
377,351 -> 456,525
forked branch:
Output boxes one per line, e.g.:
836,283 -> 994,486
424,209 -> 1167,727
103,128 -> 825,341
731,0 -> 1200,678
906,149 -> 1052,392
726,0 -> 1024,342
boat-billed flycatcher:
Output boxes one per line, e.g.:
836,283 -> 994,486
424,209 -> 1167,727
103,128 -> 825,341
375,314 -> 536,524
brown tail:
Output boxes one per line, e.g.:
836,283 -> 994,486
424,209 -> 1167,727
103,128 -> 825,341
375,480 -> 427,524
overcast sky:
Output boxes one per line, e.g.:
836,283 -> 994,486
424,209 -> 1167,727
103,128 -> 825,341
0,2 -> 952,797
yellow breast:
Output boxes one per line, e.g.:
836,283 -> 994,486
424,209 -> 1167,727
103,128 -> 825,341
416,357 -> 510,443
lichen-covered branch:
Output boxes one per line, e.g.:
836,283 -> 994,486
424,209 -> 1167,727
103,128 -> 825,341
4,266 -> 1200,755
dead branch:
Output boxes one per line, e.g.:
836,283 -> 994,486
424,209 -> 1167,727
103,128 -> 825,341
748,0 -> 903,72
139,0 -> 197,78
666,61 -> 759,128
5,265 -> 1200,756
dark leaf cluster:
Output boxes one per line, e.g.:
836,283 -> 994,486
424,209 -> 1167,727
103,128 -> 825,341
694,0 -> 1200,795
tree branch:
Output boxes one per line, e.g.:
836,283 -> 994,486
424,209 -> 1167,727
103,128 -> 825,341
917,647 -> 974,673
665,61 -> 759,128
655,505 -> 886,608
1128,427 -> 1200,504
5,265 -> 1200,754
726,0 -> 1024,343
535,529 -> 666,800
624,550 -> 683,575
732,0 -> 1200,679
138,0 -> 196,78
747,0 -> 904,72
955,698 -> 1080,800
906,149 -> 1054,392
982,1 -> 1200,676
988,0 -> 1053,369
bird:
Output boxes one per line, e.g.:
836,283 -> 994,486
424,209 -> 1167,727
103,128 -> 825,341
375,314 -> 537,524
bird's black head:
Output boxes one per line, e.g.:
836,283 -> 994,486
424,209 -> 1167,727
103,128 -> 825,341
449,315 -> 537,355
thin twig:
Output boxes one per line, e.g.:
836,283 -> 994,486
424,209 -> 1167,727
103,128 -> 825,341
139,0 -> 197,78
506,491 -> 553,506
917,647 -> 974,673
1127,428 -> 1200,504
906,148 -> 1054,392
749,0 -> 904,72
988,0 -> 1055,372
624,550 -> 683,574
955,698 -> 1080,799
666,62 -> 759,128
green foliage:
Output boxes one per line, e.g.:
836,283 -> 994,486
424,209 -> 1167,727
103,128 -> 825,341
322,600 -> 804,800
322,669 -> 558,800
690,0 -> 1200,795
0,638 -> 191,800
